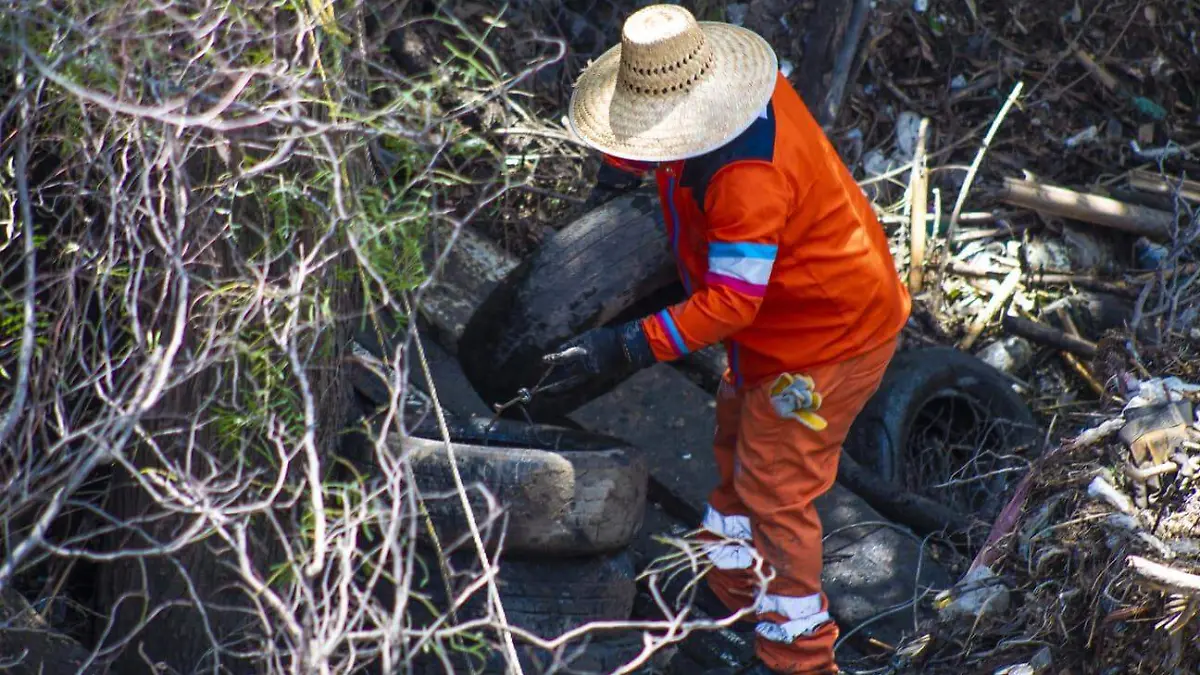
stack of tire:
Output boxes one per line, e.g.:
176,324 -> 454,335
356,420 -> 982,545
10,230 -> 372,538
344,343 -> 655,675
451,189 -> 1041,539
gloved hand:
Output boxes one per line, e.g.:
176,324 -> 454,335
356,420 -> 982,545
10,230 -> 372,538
539,321 -> 656,395
769,373 -> 828,431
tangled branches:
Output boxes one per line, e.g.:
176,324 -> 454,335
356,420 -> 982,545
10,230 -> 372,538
0,1 -> 567,672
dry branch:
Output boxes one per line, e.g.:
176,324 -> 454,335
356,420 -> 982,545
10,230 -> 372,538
1128,170 -> 1200,205
1001,315 -> 1098,358
948,262 -> 1135,297
1128,556 -> 1200,596
908,117 -> 931,294
1055,307 -> 1112,399
960,269 -> 1021,350
995,178 -> 1176,240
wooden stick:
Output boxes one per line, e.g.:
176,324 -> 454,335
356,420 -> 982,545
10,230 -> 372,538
1002,315 -> 1098,358
960,269 -> 1021,350
1128,555 -> 1200,595
953,221 -> 1035,243
908,117 -> 930,294
1055,307 -> 1113,400
1124,461 -> 1179,483
948,262 -> 1136,297
948,82 -> 1024,241
1128,169 -> 1200,205
879,211 -> 996,226
938,82 -> 1024,304
1074,49 -> 1119,92
995,178 -> 1176,240
948,72 -> 1001,105
1133,263 -> 1200,284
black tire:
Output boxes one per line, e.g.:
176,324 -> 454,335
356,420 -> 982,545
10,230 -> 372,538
471,631 -> 657,675
403,417 -> 648,556
844,347 -> 1040,528
457,191 -> 679,418
417,631 -> 658,675
412,549 -> 638,638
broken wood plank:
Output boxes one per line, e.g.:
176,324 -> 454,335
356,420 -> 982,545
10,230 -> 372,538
1001,315 -> 1098,358
995,178 -> 1176,241
960,269 -> 1021,350
1128,169 -> 1200,205
908,117 -> 930,295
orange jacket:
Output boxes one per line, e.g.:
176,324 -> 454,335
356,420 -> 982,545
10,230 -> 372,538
628,73 -> 911,388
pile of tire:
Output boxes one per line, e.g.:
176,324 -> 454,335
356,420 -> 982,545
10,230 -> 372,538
344,346 -> 655,675
454,190 -> 1041,539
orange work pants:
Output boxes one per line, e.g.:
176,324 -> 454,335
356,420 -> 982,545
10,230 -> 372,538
701,337 -> 898,674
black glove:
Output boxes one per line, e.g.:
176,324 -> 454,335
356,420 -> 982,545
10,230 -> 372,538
539,321 -> 656,395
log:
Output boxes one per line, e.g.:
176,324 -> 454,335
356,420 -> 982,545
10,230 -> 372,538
1001,315 -> 1098,358
1128,556 -> 1200,595
995,178 -> 1176,241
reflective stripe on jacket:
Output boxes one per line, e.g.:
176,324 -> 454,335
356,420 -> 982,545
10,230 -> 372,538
635,72 -> 911,388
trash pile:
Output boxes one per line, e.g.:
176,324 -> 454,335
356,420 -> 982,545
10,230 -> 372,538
844,2 -> 1200,669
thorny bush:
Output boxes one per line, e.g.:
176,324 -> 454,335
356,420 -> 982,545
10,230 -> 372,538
0,1 -> 568,673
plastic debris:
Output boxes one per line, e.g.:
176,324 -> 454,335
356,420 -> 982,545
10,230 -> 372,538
978,336 -> 1034,375
1119,376 -> 1200,414
1134,237 -> 1169,270
935,565 -> 1011,621
994,647 -> 1053,675
1065,125 -> 1099,147
1087,474 -> 1136,516
895,111 -> 924,159
913,0 -> 928,12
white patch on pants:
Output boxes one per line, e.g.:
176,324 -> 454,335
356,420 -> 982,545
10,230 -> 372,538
702,505 -> 756,570
755,592 -> 831,643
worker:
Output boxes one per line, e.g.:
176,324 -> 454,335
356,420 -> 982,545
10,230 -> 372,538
540,5 -> 911,675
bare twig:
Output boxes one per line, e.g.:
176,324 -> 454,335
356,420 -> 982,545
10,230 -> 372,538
960,269 -> 1021,350
908,117 -> 930,295
1128,556 -> 1200,595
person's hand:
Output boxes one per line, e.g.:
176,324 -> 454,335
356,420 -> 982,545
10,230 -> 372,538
539,322 -> 655,395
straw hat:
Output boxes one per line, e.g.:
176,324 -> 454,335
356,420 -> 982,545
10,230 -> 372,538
568,4 -> 779,162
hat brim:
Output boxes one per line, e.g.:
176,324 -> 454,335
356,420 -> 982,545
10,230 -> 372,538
568,23 -> 779,162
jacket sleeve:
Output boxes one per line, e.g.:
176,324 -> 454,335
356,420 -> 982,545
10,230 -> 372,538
639,162 -> 792,362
